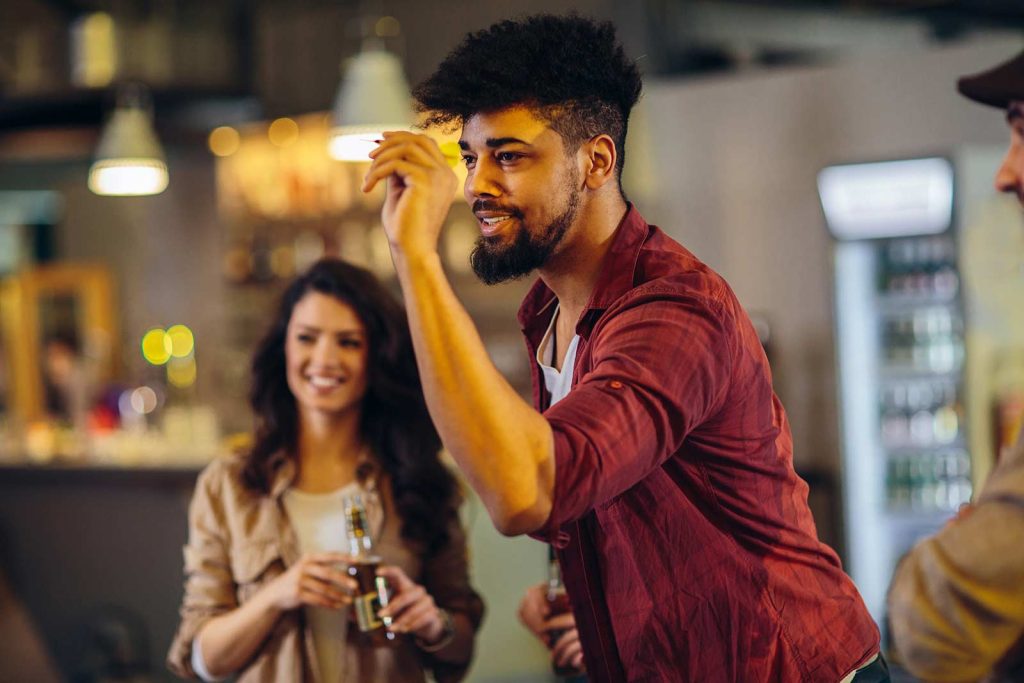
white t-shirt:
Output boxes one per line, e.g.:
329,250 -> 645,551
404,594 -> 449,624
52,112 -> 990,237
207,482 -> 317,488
537,305 -> 580,406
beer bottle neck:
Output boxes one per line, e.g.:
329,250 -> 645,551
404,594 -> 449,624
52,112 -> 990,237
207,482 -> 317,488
348,533 -> 373,557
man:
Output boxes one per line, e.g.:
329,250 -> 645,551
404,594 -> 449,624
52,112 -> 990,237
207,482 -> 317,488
887,50 -> 1024,682
363,14 -> 883,682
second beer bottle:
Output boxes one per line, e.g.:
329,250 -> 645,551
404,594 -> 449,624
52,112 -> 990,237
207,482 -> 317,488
546,547 -> 584,678
344,494 -> 398,647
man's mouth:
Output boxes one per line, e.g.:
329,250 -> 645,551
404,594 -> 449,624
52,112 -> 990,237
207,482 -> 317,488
475,212 -> 519,236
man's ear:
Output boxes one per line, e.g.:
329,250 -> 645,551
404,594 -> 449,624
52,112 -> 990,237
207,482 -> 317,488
580,134 -> 617,190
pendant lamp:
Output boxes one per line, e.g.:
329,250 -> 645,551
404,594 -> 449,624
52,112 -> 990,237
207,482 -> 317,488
328,33 -> 414,161
89,84 -> 169,196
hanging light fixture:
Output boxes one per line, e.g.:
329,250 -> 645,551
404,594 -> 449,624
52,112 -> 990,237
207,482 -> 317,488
89,83 -> 169,196
328,16 -> 414,162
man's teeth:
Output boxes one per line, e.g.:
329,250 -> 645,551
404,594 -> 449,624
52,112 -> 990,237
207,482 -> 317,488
482,216 -> 512,226
309,376 -> 341,388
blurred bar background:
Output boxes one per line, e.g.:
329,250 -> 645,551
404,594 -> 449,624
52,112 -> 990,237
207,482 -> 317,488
0,1 -> 1022,681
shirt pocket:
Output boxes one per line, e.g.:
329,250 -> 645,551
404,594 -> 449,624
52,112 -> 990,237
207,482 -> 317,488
230,538 -> 285,604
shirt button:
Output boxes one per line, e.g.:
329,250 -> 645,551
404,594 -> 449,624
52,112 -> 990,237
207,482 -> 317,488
609,380 -> 624,389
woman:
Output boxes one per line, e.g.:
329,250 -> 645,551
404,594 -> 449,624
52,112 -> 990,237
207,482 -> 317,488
167,259 -> 483,682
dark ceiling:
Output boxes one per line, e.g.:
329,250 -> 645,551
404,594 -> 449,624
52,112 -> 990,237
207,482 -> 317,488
1,0 -> 1021,133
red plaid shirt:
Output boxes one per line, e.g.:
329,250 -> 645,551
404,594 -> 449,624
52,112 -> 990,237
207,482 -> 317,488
522,206 -> 878,682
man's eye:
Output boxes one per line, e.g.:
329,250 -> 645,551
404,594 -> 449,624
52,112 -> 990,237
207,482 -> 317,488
497,152 -> 521,163
462,155 -> 476,166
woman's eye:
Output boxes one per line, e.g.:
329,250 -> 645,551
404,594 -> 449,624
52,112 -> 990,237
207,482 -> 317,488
339,339 -> 363,349
297,334 -> 315,343
462,155 -> 476,167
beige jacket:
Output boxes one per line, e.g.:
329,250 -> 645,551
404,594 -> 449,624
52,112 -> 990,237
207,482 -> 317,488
166,453 -> 483,682
888,433 -> 1024,683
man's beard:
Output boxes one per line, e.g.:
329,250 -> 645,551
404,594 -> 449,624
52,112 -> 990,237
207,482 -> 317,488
470,180 -> 581,286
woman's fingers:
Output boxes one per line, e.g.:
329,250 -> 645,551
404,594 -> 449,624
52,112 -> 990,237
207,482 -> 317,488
390,599 -> 437,634
302,561 -> 357,597
298,574 -> 348,609
378,582 -> 426,619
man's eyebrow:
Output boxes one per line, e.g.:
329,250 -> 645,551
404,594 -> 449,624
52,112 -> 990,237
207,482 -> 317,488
458,137 -> 532,150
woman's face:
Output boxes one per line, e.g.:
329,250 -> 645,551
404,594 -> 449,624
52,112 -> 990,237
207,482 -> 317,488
285,291 -> 370,420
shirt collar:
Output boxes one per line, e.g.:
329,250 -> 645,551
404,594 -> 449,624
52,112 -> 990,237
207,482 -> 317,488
517,204 -> 649,334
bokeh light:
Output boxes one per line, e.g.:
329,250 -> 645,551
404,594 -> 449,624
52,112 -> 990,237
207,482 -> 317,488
208,126 -> 241,157
166,324 -> 195,358
167,357 -> 197,388
141,328 -> 171,365
268,118 -> 299,147
129,386 -> 159,414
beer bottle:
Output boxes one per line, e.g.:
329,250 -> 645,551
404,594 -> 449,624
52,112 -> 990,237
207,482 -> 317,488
546,547 -> 583,677
344,494 -> 397,647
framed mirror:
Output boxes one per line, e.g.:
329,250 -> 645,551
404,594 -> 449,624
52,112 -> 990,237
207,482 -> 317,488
0,265 -> 118,425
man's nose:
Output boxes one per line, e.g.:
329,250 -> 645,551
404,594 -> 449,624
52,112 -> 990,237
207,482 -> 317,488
995,145 -> 1023,197
466,162 -> 501,200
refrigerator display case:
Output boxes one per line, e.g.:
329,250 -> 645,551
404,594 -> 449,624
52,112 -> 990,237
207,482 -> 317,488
819,156 -> 968,628
820,149 -> 1024,636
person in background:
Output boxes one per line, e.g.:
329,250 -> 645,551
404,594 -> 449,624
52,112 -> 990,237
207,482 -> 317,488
362,13 -> 883,682
166,259 -> 483,682
887,50 -> 1024,682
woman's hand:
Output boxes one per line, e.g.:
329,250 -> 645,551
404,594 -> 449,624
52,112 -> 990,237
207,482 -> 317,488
376,565 -> 446,645
261,552 -> 357,612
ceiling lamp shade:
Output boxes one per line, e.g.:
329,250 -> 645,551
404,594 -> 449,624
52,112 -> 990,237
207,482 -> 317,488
328,48 -> 414,162
89,86 -> 169,196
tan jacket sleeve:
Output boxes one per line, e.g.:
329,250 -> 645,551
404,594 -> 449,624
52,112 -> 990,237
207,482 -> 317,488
418,515 -> 485,683
888,439 -> 1024,682
166,463 -> 237,679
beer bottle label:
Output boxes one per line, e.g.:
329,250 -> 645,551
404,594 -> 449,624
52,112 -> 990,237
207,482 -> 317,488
354,591 -> 384,632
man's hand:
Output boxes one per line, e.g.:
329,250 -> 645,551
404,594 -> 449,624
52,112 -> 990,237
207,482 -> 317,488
518,582 -> 585,672
362,131 -> 458,259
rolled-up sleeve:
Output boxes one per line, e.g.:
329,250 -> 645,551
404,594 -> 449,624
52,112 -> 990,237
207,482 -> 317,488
533,291 -> 732,540
167,466 -> 236,679
419,516 -> 485,683
888,441 -> 1024,681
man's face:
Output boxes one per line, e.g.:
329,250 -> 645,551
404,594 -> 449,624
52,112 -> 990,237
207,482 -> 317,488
997,101 -> 1024,207
459,106 -> 582,284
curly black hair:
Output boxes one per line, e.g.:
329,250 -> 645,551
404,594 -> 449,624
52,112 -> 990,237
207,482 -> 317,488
243,258 -> 458,555
413,13 -> 642,181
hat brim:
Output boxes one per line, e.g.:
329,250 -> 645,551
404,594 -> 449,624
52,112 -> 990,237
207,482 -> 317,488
958,50 -> 1024,109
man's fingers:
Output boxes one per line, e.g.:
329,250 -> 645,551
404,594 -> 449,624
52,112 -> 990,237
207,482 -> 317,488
368,141 -> 438,171
362,158 -> 425,193
377,131 -> 446,162
552,630 -> 582,667
542,612 -> 576,632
